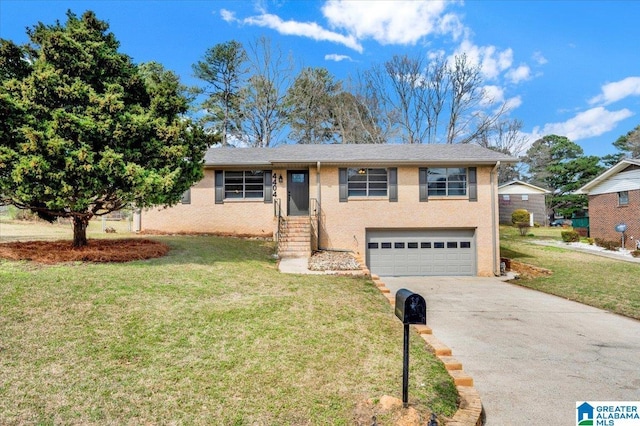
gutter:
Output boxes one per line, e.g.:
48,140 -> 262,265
491,161 -> 500,276
316,161 -> 322,250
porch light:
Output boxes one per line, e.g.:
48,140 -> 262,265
278,175 -> 283,183
358,168 -> 366,175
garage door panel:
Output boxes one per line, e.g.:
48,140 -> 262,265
367,229 -> 476,276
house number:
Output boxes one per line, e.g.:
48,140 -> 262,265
272,173 -> 277,197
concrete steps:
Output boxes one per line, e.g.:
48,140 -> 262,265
278,216 -> 311,258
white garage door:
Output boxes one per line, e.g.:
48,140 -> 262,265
367,229 -> 476,276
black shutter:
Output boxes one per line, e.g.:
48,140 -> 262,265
388,168 -> 397,202
339,168 -> 348,202
263,170 -> 272,203
215,171 -> 224,204
468,167 -> 477,202
419,168 -> 428,202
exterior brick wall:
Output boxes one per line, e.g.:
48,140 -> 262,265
141,169 -> 277,237
588,190 -> 640,249
141,165 -> 501,276
316,165 -> 499,276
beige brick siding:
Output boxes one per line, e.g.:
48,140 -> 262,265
315,166 -> 498,276
141,165 -> 500,275
588,190 -> 640,249
141,169 -> 276,237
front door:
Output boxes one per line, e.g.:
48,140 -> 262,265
287,170 -> 309,216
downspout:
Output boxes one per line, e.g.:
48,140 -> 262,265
491,161 -> 500,276
316,161 -> 322,250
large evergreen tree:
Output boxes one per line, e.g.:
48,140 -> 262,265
0,11 -> 208,247
602,124 -> 640,166
193,40 -> 248,146
284,67 -> 341,144
522,135 -> 603,218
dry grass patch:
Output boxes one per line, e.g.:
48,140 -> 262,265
0,239 -> 169,263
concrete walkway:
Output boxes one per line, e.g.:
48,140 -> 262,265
382,276 -> 640,425
277,257 -> 323,274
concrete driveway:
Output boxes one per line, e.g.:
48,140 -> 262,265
382,276 -> 640,425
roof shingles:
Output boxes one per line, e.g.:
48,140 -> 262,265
204,143 -> 517,167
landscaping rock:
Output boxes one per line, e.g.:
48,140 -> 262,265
308,250 -> 361,271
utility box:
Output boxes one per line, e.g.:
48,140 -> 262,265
395,288 -> 426,325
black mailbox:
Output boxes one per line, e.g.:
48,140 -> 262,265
395,288 -> 426,325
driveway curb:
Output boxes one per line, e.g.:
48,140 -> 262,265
370,271 -> 484,426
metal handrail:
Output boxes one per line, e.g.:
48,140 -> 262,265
309,198 -> 320,251
274,198 -> 282,242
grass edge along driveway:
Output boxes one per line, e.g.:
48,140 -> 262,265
500,226 -> 640,321
0,233 -> 457,425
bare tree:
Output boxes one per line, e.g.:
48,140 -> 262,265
477,118 -> 528,183
363,52 -> 510,144
241,37 -> 294,147
331,76 -> 393,144
422,56 -> 449,144
446,54 -> 509,144
477,118 -> 528,155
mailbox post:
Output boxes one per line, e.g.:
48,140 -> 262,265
394,289 -> 427,408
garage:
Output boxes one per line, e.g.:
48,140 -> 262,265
366,229 -> 476,276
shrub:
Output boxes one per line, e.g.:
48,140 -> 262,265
511,209 -> 530,225
585,237 -> 595,245
516,222 -> 531,236
594,238 -> 620,251
631,250 -> 640,258
561,230 -> 580,242
7,206 -> 37,221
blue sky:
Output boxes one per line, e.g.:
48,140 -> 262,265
2,0 -> 639,158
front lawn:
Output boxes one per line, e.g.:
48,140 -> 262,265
500,226 -> 640,320
0,221 -> 457,425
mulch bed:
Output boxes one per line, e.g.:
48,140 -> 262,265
0,239 -> 169,264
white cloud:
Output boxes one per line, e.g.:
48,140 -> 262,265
589,76 -> 640,105
505,64 -> 531,84
242,13 -> 363,52
321,0 -> 454,45
454,39 -> 513,80
480,86 -> 521,113
481,85 -> 505,105
532,51 -> 547,65
438,12 -> 466,41
325,54 -> 353,62
532,107 -> 633,141
504,95 -> 522,111
220,9 -> 236,23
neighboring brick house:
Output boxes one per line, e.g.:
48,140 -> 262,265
498,180 -> 550,225
140,144 -> 516,276
575,159 -> 640,249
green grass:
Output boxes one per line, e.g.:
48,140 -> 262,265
501,225 -> 640,320
0,220 -> 457,425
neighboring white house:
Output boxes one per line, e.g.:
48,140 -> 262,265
575,158 -> 640,249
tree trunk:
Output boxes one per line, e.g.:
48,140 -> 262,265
72,216 -> 89,248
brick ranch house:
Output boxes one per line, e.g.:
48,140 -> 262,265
575,158 -> 640,250
139,144 -> 517,276
498,180 -> 550,226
